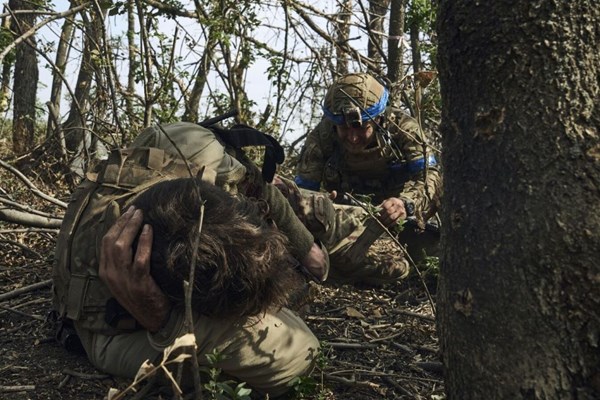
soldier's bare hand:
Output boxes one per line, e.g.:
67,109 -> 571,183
300,242 -> 329,282
378,197 -> 407,227
99,205 -> 171,332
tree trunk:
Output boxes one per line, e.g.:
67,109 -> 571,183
367,0 -> 390,65
182,33 -> 216,123
334,0 -> 352,75
46,1 -> 75,140
0,10 -> 13,113
437,1 -> 600,399
387,0 -> 406,102
9,0 -> 39,155
409,18 -> 421,74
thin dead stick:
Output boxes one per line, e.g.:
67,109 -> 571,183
346,193 -> 437,317
0,2 -> 90,64
156,123 -> 204,400
0,159 -> 67,209
323,374 -> 380,389
0,304 -> 45,321
328,368 -> 443,384
323,342 -> 378,350
392,309 -> 435,322
368,332 -> 403,343
0,280 -> 52,302
0,238 -> 42,258
62,369 -> 110,380
382,376 -> 415,397
0,385 -> 36,392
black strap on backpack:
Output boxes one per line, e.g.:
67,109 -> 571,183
209,124 -> 285,183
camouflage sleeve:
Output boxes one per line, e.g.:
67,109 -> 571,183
294,118 -> 336,191
391,112 -> 442,219
235,150 -> 315,261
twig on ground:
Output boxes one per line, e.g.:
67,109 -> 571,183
369,332 -> 402,343
345,193 -> 437,317
415,361 -> 443,374
382,376 -> 416,397
0,280 -> 52,302
305,315 -> 345,322
0,385 -> 36,392
324,342 -> 378,349
62,369 -> 111,380
392,309 -> 435,322
323,374 -> 380,390
0,304 -> 45,321
57,375 -> 70,389
0,238 -> 43,259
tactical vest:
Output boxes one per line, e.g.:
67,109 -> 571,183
323,133 -> 410,203
52,122 -> 286,336
51,146 -> 219,335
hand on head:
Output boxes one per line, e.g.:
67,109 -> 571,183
99,205 -> 171,332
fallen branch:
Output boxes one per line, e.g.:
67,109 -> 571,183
0,159 -> 68,209
323,374 -> 380,390
0,305 -> 45,321
392,309 -> 435,322
324,342 -> 378,350
415,361 -> 443,374
0,238 -> 42,258
382,376 -> 415,397
62,369 -> 110,380
0,280 -> 52,302
0,209 -> 63,229
0,385 -> 36,392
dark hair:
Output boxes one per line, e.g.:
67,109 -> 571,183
132,178 -> 303,318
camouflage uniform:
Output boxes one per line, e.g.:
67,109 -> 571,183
293,88 -> 442,285
53,123 -> 320,397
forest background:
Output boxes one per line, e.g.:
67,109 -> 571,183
1,0 -> 598,399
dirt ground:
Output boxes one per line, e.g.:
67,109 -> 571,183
0,240 -> 443,400
0,166 -> 444,400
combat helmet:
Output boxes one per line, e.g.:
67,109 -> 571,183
322,73 -> 389,127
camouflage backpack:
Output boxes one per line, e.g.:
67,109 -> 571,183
51,123 -> 249,336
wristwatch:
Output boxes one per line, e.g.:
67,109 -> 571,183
401,198 -> 415,217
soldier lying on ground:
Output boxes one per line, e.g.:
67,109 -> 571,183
52,123 -> 328,397
291,72 -> 443,285
86,179 -> 319,397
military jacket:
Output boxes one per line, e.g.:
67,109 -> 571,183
295,107 -> 442,218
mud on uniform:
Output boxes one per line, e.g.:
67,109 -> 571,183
292,108 -> 442,284
52,123 -> 319,397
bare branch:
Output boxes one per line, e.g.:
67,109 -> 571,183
0,159 -> 67,208
0,208 -> 63,228
0,2 -> 91,65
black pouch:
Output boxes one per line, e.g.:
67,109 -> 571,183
48,310 -> 85,354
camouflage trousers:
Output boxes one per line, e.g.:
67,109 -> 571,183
273,176 -> 439,285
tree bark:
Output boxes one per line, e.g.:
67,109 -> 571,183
46,1 -> 75,140
437,1 -> 600,399
0,10 -> 13,113
387,0 -> 406,102
367,0 -> 390,65
409,18 -> 421,74
334,0 -> 352,75
9,0 -> 39,155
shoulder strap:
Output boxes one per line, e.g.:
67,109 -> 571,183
209,124 -> 284,183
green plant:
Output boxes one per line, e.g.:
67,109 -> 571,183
290,344 -> 330,399
201,348 -> 252,400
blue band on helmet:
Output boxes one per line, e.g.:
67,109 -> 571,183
322,87 -> 389,125
389,154 -> 438,174
294,175 -> 321,191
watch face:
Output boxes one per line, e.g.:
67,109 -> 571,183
403,200 -> 415,216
